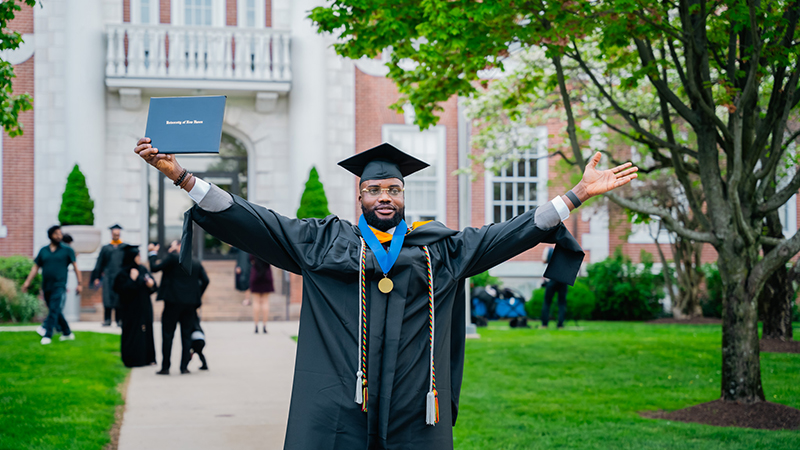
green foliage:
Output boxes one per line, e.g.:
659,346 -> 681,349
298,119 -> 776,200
0,1 -> 36,137
586,249 -> 664,320
296,166 -> 332,219
0,255 -> 41,294
58,164 -> 95,226
525,278 -> 596,321
0,332 -> 129,448
701,263 -> 724,318
469,270 -> 501,288
0,292 -> 42,323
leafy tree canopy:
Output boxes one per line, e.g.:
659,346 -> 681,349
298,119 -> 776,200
0,0 -> 36,137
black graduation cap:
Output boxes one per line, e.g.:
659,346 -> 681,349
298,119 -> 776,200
109,224 -> 123,230
337,142 -> 429,183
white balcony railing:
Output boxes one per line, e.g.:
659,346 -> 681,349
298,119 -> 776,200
105,24 -> 291,85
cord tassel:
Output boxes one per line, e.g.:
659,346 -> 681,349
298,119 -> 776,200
355,371 -> 363,404
426,390 -> 439,425
362,384 -> 368,412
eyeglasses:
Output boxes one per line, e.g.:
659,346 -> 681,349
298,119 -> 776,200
361,187 -> 405,198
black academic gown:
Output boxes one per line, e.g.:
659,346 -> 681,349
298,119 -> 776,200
113,265 -> 157,368
92,243 -> 124,309
184,194 -> 583,450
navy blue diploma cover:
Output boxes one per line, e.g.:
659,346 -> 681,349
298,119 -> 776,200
145,96 -> 226,154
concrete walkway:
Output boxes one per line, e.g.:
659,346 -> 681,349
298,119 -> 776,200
1,320 -> 298,450
119,321 -> 298,450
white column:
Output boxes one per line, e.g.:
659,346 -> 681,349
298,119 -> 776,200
288,0 -> 330,215
64,0 -> 107,269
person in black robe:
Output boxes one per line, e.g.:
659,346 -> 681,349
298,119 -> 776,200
91,224 -> 125,326
135,139 -> 637,450
113,244 -> 157,368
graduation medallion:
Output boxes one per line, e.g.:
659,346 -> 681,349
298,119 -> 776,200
378,277 -> 394,293
358,215 -> 407,295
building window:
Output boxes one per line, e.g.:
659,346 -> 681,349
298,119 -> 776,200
238,0 -> 265,28
381,125 -> 446,224
185,0 -> 213,26
131,0 -> 160,24
172,0 -> 224,27
484,126 -> 549,223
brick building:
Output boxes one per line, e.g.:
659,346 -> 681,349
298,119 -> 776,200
2,0 -> 798,320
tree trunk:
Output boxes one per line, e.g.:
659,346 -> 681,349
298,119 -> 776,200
759,264 -> 795,341
759,213 -> 795,341
718,246 -> 765,403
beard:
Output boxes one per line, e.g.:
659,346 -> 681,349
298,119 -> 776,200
362,204 -> 405,232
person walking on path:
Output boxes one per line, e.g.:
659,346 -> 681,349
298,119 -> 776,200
250,255 -> 274,334
91,224 -> 125,326
148,240 -> 209,375
234,247 -> 252,306
23,225 -> 82,345
541,247 -> 568,329
113,245 -> 158,367
135,138 -> 637,449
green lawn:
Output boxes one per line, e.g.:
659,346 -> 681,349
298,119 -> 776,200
455,322 -> 800,450
0,331 -> 129,450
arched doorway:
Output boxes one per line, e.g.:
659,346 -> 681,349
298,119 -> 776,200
148,132 -> 248,260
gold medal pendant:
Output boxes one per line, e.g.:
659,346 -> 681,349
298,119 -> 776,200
378,277 -> 394,294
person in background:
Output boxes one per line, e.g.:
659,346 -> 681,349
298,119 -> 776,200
249,255 -> 274,334
234,247 -> 252,306
113,245 -> 157,367
186,313 -> 209,371
91,224 -> 125,326
148,240 -> 209,375
541,247 -> 568,329
23,225 -> 82,345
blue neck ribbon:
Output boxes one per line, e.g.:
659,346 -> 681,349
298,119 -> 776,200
358,215 -> 407,275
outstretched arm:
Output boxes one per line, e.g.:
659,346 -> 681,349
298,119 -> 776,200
563,151 -> 638,210
134,138 -> 334,273
449,152 -> 637,280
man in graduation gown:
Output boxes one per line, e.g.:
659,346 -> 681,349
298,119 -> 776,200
135,138 -> 637,450
91,224 -> 125,326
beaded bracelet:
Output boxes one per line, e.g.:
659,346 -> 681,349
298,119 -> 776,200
173,169 -> 188,187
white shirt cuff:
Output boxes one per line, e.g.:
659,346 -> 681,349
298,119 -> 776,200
551,195 -> 570,222
187,177 -> 211,204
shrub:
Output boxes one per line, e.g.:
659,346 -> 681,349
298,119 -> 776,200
525,278 -> 596,321
58,164 -> 95,226
0,277 -> 43,323
0,255 -> 41,294
586,249 -> 664,321
700,263 -> 723,318
470,271 -> 502,288
296,167 -> 332,219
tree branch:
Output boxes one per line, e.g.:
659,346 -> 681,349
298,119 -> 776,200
759,169 -> 800,213
749,227 -> 800,297
604,191 -> 718,244
551,52 -> 586,170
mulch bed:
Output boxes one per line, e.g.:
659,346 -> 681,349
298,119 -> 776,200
760,338 -> 800,354
647,317 -> 722,325
640,399 -> 800,430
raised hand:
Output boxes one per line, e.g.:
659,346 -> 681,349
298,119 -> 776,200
580,152 -> 638,198
134,138 -> 183,181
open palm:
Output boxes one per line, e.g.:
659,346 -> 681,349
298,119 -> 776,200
581,152 -> 638,197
